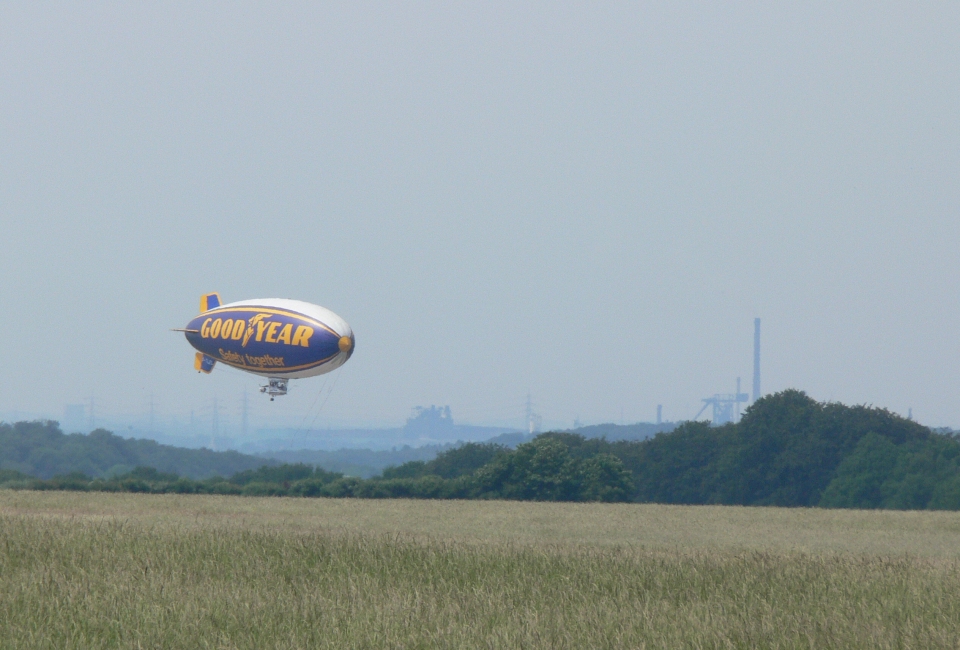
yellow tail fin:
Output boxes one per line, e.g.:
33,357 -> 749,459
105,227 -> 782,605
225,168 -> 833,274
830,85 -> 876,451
194,352 -> 216,374
199,293 -> 221,312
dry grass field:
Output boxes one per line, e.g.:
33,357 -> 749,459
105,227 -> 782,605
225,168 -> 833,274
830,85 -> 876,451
1,492 -> 960,648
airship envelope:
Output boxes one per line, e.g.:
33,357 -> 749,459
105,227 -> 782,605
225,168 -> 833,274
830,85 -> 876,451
179,293 -> 354,398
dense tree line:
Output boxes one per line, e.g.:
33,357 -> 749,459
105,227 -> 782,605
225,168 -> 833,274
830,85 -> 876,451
0,443 -> 634,501
0,421 -> 276,479
620,390 -> 960,509
3,391 -> 960,509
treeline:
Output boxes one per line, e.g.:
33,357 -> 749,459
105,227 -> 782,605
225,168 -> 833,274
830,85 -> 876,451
367,390 -> 960,508
622,390 -> 960,509
4,391 -> 960,509
0,421 -> 276,479
0,443 -> 632,501
0,465 -> 348,496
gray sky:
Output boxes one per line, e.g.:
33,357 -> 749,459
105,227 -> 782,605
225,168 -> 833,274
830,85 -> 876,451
2,2 -> 959,432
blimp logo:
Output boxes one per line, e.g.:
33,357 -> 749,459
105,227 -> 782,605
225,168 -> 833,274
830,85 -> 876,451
175,293 -> 354,399
197,313 -> 315,348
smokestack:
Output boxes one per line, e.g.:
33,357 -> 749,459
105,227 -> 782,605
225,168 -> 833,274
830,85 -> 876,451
752,318 -> 761,402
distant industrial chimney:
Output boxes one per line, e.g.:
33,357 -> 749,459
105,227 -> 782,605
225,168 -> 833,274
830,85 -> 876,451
752,318 -> 761,402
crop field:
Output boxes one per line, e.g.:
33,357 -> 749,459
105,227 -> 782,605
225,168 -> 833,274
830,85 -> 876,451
2,493 -> 960,648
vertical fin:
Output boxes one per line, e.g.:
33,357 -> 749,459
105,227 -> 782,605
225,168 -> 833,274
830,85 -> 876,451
200,293 -> 222,312
194,352 -> 216,374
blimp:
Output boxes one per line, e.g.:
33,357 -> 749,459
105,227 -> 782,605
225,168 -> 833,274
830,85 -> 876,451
176,293 -> 354,399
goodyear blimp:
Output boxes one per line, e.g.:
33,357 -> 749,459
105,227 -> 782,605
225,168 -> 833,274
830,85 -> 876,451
176,293 -> 354,399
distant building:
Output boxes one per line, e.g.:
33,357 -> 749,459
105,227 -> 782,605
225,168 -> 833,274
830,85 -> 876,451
404,405 -> 454,436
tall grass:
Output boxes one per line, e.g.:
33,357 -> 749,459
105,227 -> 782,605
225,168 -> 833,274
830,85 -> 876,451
1,494 -> 960,648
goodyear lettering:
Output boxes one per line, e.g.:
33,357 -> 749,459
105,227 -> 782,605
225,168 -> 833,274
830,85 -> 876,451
198,311 -> 317,350
264,321 -> 280,343
292,325 -> 313,347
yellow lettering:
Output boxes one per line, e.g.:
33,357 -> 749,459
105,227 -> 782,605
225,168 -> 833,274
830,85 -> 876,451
256,319 -> 270,342
232,320 -> 245,340
276,323 -> 293,345
201,318 -> 212,338
218,348 -> 245,365
265,321 -> 280,343
220,319 -> 233,339
244,353 -> 285,367
292,325 -> 313,347
210,318 -> 222,338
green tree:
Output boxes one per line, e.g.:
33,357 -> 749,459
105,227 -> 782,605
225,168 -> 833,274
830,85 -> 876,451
578,454 -> 633,502
820,433 -> 901,508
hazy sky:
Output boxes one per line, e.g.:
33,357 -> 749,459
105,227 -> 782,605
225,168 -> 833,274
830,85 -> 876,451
2,3 -> 959,432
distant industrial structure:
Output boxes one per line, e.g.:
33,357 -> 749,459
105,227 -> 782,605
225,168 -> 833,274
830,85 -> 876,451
405,405 -> 454,436
525,394 -> 542,435
697,318 -> 762,425
695,377 -> 749,425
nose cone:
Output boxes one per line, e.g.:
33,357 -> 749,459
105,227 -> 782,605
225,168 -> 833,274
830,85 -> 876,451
338,333 -> 355,361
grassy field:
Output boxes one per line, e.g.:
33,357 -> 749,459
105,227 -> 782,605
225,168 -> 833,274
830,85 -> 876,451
2,493 -> 960,648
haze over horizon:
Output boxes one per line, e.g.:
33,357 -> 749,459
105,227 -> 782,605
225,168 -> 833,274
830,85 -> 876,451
2,3 -> 958,435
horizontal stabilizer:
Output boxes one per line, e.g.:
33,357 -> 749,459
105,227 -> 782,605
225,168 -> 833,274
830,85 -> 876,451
199,292 -> 221,312
194,352 -> 216,374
